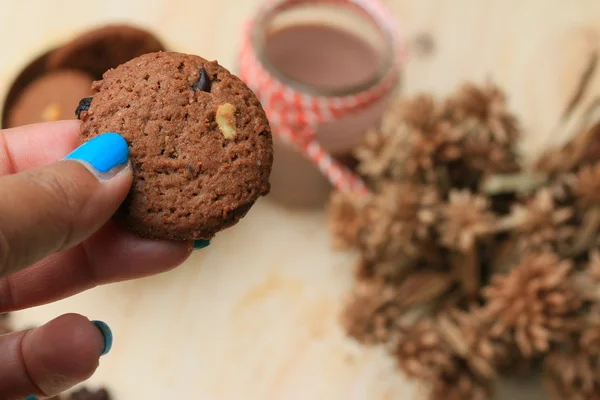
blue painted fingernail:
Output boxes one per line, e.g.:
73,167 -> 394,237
193,240 -> 211,249
65,133 -> 129,174
91,320 -> 113,356
25,396 -> 38,400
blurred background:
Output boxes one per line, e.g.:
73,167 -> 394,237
2,0 -> 600,399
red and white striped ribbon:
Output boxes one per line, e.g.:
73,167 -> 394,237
238,0 -> 404,196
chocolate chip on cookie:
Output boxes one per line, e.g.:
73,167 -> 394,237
193,67 -> 212,92
75,97 -> 93,119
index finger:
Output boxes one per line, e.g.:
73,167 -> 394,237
0,120 -> 81,174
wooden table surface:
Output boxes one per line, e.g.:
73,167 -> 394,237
2,0 -> 600,399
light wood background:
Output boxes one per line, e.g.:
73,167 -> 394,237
2,0 -> 600,399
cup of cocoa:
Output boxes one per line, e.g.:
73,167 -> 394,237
1,24 -> 165,129
238,0 -> 403,208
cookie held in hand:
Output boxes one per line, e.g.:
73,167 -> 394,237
78,52 -> 273,240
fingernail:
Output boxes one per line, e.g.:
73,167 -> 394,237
91,320 -> 113,356
193,239 -> 211,250
65,133 -> 129,175
25,396 -> 38,400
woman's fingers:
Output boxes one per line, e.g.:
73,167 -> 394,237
0,221 -> 192,312
0,133 -> 132,277
0,313 -> 110,400
0,120 -> 80,174
0,118 -> 196,312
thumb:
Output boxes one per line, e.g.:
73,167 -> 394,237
0,313 -> 110,399
0,132 -> 132,277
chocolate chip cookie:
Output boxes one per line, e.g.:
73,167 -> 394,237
78,52 -> 273,240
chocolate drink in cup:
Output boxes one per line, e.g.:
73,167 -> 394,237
242,1 -> 400,208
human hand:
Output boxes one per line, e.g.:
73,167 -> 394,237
0,120 -> 202,399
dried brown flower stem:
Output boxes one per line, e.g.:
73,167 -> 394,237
561,51 -> 598,122
537,121 -> 600,175
561,206 -> 600,257
452,248 -> 480,298
480,172 -> 548,196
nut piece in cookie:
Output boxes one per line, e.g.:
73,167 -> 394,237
79,51 -> 273,241
216,103 -> 237,139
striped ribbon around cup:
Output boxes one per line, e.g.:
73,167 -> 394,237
238,0 -> 405,196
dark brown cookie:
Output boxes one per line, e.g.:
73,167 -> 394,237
47,24 -> 165,79
79,52 -> 273,240
5,70 -> 93,128
70,387 -> 111,400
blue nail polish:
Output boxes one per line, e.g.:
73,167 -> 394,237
25,396 -> 38,400
91,320 -> 113,356
193,239 -> 211,249
65,133 -> 129,173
